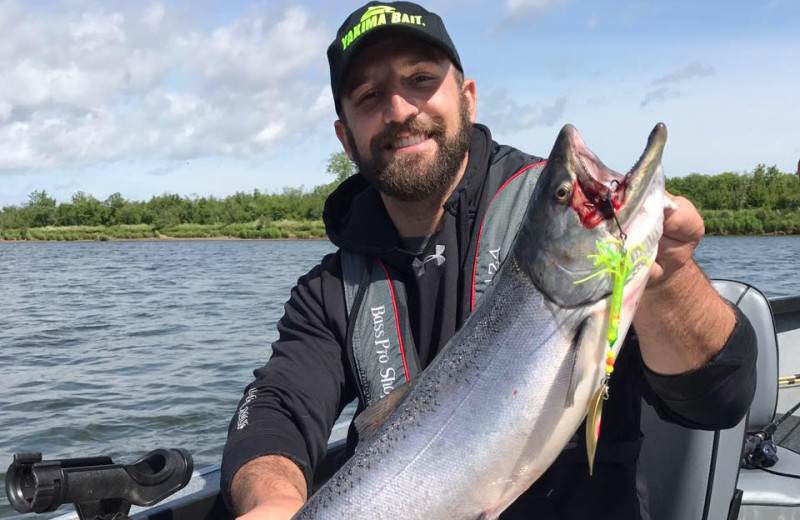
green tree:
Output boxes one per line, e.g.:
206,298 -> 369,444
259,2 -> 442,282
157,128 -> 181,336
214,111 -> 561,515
149,194 -> 183,229
118,201 -> 145,225
0,205 -> 30,228
70,191 -> 105,226
26,190 -> 57,227
326,151 -> 356,184
104,192 -> 126,226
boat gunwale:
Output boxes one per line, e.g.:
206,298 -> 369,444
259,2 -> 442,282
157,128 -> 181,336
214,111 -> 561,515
769,296 -> 800,317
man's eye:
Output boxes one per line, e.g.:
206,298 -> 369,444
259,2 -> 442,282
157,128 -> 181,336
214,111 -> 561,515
412,74 -> 434,84
356,90 -> 378,105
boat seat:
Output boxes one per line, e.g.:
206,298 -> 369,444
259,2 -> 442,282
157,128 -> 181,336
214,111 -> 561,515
729,283 -> 800,518
638,280 -> 777,520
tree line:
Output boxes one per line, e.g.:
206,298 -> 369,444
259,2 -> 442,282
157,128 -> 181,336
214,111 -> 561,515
666,164 -> 800,235
1,160 -> 798,234
0,153 -> 357,231
665,164 -> 800,211
0,186 -> 335,230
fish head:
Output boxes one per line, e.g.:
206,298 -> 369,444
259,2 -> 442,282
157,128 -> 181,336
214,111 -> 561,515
517,123 -> 667,307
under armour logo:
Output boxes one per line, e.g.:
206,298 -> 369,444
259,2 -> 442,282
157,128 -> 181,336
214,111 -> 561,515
412,244 -> 445,276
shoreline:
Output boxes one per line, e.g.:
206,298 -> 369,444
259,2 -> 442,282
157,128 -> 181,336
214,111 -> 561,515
0,221 -> 328,242
1,233 -> 797,243
0,235 -> 330,243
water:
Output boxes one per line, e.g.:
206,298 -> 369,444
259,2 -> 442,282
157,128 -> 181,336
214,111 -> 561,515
694,236 -> 800,298
0,236 -> 798,519
0,240 -> 335,519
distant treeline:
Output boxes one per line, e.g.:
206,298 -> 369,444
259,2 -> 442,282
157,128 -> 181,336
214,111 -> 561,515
665,164 -> 800,234
0,185 -> 334,230
1,163 -> 799,238
0,153 -> 356,236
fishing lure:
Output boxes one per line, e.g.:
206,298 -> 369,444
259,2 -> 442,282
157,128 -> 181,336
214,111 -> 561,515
574,238 -> 651,475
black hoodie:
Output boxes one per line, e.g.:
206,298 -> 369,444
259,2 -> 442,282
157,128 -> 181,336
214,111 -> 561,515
221,124 -> 756,519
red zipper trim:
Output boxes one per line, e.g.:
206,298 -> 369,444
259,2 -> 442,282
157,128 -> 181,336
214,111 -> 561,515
377,260 -> 410,382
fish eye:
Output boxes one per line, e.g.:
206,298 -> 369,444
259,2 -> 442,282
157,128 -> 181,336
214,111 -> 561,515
554,182 -> 573,204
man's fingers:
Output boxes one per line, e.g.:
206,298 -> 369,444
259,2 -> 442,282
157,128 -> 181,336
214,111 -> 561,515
646,192 -> 705,288
655,234 -> 685,261
661,193 -> 704,244
235,499 -> 304,520
663,192 -> 680,210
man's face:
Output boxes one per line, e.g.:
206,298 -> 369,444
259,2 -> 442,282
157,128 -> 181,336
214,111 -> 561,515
335,37 -> 476,202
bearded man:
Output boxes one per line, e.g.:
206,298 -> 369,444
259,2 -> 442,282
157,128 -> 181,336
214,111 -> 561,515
221,2 -> 757,519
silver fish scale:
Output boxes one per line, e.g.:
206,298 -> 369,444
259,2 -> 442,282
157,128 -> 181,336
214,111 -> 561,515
295,255 -> 603,520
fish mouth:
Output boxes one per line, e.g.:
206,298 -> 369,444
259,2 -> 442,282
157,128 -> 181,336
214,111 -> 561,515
564,123 -> 667,236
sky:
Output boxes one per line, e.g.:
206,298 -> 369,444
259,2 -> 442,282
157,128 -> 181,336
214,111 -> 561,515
1,0 -> 799,207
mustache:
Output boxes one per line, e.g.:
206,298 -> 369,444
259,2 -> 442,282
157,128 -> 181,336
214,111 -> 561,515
370,116 -> 446,152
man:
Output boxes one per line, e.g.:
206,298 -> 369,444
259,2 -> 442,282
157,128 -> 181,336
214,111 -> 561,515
222,2 -> 757,519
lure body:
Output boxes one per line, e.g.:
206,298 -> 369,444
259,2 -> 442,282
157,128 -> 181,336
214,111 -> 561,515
578,240 -> 652,474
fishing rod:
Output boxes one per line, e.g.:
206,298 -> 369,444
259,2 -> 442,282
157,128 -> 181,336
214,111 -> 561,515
742,398 -> 800,477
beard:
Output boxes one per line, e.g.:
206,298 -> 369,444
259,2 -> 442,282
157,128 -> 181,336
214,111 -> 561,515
346,93 -> 473,202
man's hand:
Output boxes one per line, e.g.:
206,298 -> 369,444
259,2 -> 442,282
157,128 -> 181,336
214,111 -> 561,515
235,495 -> 305,520
633,191 -> 736,375
645,193 -> 704,287
232,455 -> 307,520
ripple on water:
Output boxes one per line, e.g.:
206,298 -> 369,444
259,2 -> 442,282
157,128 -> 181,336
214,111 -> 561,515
695,236 -> 800,298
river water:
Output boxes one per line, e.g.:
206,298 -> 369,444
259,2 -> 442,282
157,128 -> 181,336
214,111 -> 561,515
0,236 -> 798,518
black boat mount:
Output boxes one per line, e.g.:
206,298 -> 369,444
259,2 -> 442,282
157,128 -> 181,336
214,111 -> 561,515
5,448 -> 193,520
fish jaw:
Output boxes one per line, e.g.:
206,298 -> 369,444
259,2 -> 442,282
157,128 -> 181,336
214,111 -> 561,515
516,123 -> 667,309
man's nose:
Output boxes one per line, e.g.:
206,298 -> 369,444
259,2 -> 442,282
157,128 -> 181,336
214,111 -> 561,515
383,90 -> 419,125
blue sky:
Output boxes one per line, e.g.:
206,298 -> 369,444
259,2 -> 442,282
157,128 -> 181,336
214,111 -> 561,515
1,0 -> 798,207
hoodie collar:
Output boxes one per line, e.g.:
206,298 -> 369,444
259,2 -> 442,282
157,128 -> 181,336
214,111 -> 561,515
323,124 -> 494,257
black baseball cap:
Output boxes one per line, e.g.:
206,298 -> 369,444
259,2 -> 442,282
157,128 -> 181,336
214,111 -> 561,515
327,2 -> 463,115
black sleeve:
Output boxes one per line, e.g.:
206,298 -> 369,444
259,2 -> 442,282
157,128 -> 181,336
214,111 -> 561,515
639,304 -> 758,430
220,253 -> 354,508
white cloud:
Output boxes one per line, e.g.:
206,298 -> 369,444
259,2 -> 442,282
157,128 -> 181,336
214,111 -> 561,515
481,90 -> 566,132
0,2 -> 332,172
143,3 -> 166,29
636,63 -> 716,108
196,7 -> 325,89
640,87 -> 681,108
0,1 -> 24,36
0,101 -> 11,122
489,0 -> 568,32
69,12 -> 127,51
652,63 -> 716,85
254,122 -> 286,146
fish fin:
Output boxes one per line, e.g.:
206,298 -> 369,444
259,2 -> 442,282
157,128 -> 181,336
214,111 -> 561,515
585,385 -> 606,476
354,381 -> 413,441
564,316 -> 590,408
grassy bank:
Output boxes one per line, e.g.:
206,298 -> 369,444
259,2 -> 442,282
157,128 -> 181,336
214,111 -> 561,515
0,220 -> 327,241
701,209 -> 800,235
4,162 -> 797,240
3,210 -> 800,241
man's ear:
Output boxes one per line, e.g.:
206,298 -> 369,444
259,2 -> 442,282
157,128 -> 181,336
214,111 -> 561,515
462,77 -> 477,123
334,120 -> 355,161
